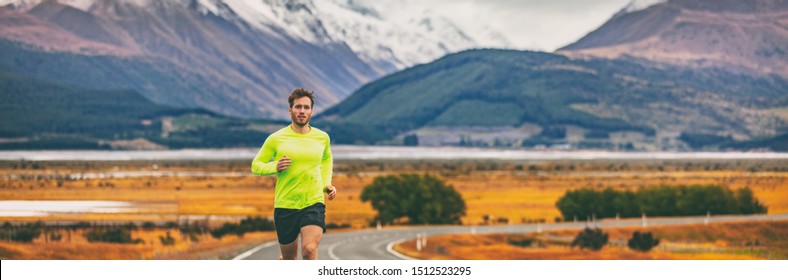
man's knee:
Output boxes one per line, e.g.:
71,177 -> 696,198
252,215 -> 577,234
302,242 -> 318,256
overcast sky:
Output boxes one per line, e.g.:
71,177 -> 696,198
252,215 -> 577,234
365,0 -> 633,51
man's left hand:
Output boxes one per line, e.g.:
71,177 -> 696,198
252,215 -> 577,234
324,185 -> 337,200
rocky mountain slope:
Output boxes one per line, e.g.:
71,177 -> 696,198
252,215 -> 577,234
559,0 -> 788,78
0,0 -> 509,119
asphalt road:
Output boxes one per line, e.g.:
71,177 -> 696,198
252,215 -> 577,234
234,213 -> 788,260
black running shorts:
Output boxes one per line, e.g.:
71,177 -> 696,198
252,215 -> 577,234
273,203 -> 326,244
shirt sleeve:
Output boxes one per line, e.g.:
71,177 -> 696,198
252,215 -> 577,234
320,134 -> 333,186
251,135 -> 278,176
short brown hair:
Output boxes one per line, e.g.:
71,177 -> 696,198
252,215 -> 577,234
288,88 -> 315,108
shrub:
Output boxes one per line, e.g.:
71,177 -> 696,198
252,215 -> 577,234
239,216 -> 275,232
326,223 -> 351,229
49,231 -> 63,241
0,222 -> 43,243
211,223 -> 241,239
159,231 -> 176,246
628,231 -> 660,252
571,227 -> 608,251
69,221 -> 92,230
84,228 -> 143,244
1,228 -> 41,243
142,221 -> 156,231
508,237 -> 534,247
210,217 -> 275,240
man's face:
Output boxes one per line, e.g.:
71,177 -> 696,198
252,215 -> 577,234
289,96 -> 312,127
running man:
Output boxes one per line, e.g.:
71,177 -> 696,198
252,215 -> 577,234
251,88 -> 337,260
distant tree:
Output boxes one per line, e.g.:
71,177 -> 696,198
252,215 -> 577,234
571,227 -> 608,251
585,130 -> 609,139
679,133 -> 733,149
637,186 -> 679,216
736,187 -> 767,214
403,134 -> 419,146
557,185 -> 766,220
540,126 -> 566,139
628,231 -> 660,252
361,174 -> 466,225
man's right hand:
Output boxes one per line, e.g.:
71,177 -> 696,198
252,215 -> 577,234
276,156 -> 291,172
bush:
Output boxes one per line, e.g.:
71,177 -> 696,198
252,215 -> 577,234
49,232 -> 63,241
508,237 -> 534,247
159,231 -> 176,246
211,223 -> 242,239
326,223 -> 351,229
69,222 -> 92,230
84,228 -> 143,244
142,221 -> 156,231
0,222 -> 44,243
628,231 -> 660,252
571,227 -> 608,251
239,216 -> 275,232
178,223 -> 209,235
0,228 -> 42,243
210,217 -> 275,239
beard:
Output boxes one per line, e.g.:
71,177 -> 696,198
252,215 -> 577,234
291,113 -> 311,127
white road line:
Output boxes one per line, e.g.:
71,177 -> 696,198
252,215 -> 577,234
232,240 -> 278,260
386,238 -> 417,260
327,239 -> 345,260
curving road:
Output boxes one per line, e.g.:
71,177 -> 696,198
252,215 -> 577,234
234,213 -> 788,260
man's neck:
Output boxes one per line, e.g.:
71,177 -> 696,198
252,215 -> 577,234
290,123 -> 311,134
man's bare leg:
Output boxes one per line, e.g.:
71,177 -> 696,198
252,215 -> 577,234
300,225 -> 323,260
279,238 -> 299,260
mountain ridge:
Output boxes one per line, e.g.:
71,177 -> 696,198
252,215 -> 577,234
559,0 -> 788,77
318,49 -> 787,150
0,0 -> 510,119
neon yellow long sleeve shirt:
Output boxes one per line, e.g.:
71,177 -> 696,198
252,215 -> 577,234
251,125 -> 333,209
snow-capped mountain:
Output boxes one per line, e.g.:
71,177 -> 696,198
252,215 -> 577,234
0,0 -> 511,119
619,0 -> 667,14
194,0 -> 510,69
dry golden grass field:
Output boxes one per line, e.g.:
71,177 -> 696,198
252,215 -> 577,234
1,158 -> 786,259
394,221 -> 788,260
0,227 -> 276,260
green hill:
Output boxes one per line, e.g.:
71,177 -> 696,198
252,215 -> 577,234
318,49 -> 787,150
0,70 -> 276,149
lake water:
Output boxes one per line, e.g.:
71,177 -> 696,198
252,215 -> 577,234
0,200 -> 245,221
0,200 -> 141,217
0,146 -> 786,161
